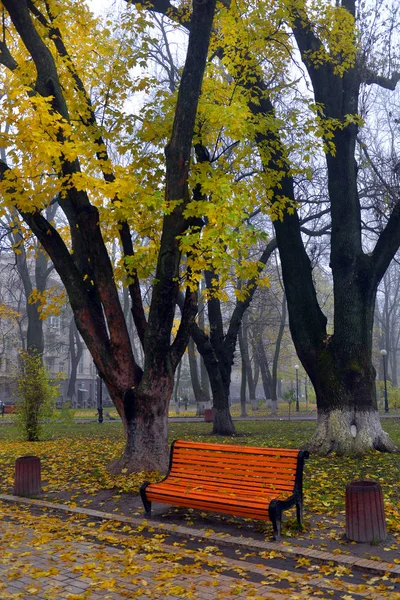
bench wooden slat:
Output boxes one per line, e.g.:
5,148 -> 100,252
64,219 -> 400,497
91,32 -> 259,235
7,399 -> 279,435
171,464 -> 296,481
146,484 -> 292,503
146,486 -> 283,508
168,472 -> 296,491
171,463 -> 297,478
171,461 -> 296,472
146,485 -> 280,503
140,439 -> 309,540
171,458 -> 297,471
156,478 -> 295,494
173,440 -> 300,457
172,445 -> 300,459
172,451 -> 299,465
147,496 -> 271,520
174,446 -> 297,466
170,468 -> 296,483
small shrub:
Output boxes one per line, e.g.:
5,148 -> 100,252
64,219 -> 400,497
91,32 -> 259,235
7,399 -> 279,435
14,350 -> 59,442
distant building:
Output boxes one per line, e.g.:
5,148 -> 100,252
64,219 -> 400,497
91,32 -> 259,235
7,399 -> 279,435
0,252 -> 112,408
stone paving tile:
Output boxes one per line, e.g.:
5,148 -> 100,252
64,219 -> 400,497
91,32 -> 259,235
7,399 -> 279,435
2,492 -> 399,579
1,502 -> 400,599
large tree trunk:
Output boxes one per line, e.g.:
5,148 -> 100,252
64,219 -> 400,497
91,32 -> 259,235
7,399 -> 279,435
113,374 -> 173,473
188,337 -> 209,415
306,337 -> 395,454
9,226 -> 47,355
274,150 -> 397,453
117,0 -> 217,469
256,335 -> 272,400
310,408 -> 394,455
238,325 -> 248,417
198,284 -> 211,403
67,317 -> 83,405
191,324 -> 236,434
240,314 -> 257,410
302,229 -> 396,453
270,294 -> 286,413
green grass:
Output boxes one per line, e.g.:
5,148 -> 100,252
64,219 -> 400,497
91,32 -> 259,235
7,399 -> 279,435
1,400 -> 395,424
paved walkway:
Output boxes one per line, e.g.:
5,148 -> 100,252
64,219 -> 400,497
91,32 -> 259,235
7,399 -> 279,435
1,495 -> 400,599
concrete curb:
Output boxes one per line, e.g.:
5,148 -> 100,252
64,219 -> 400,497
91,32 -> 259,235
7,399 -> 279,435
1,493 -> 399,577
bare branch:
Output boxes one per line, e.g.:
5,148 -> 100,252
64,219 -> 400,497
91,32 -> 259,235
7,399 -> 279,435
300,224 -> 331,236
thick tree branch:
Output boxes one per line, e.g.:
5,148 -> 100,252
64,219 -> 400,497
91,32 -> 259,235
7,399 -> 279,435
128,0 -> 188,27
170,287 -> 198,370
0,40 -> 17,70
241,68 -> 328,362
119,223 -> 147,347
300,224 -> 331,236
363,71 -> 400,90
371,200 -> 400,284
0,158 -> 142,383
2,0 -> 69,116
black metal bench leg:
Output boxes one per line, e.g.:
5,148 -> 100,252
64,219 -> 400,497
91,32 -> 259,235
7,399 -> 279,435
269,500 -> 282,541
140,483 -> 152,517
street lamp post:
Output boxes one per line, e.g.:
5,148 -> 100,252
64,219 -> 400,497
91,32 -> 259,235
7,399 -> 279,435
295,364 -> 299,411
305,376 -> 308,410
380,349 -> 389,413
97,370 -> 103,424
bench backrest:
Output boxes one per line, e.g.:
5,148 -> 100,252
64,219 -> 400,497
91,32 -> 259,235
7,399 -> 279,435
168,439 -> 308,497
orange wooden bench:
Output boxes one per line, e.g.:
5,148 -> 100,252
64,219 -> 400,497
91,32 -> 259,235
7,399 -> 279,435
140,439 -> 309,539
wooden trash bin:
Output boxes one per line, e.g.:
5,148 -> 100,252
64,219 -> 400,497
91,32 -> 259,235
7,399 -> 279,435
346,480 -> 386,542
204,408 -> 214,422
14,455 -> 42,497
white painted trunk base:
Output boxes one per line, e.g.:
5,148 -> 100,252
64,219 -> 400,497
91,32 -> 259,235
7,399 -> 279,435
306,409 -> 397,455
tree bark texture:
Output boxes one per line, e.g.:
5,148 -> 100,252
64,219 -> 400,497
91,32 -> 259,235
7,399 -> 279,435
198,284 -> 211,402
188,337 -> 209,414
67,317 -> 83,404
240,314 -> 257,409
255,335 -> 273,407
238,325 -> 248,417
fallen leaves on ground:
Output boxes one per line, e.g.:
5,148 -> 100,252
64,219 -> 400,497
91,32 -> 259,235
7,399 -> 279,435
1,503 -> 399,599
0,419 -> 400,570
